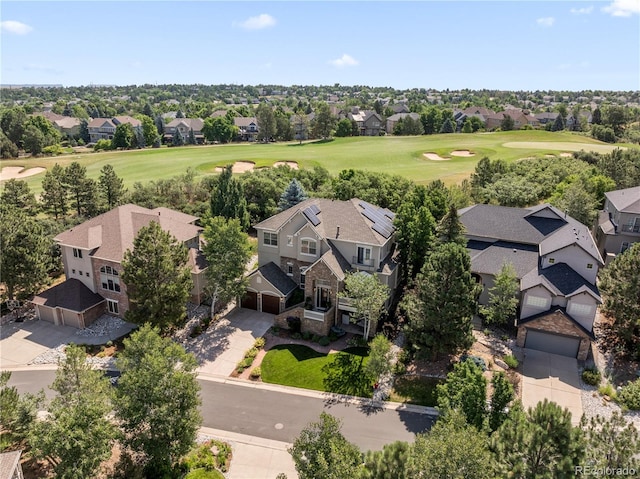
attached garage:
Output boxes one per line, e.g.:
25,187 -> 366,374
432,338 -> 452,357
524,330 -> 581,358
241,291 -> 258,310
36,305 -> 58,324
261,294 -> 281,314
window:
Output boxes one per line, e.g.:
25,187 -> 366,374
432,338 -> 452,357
72,269 -> 76,275
587,263 -> 593,269
301,239 -> 317,256
548,258 -> 555,264
287,263 -> 293,276
107,300 -> 119,315
86,272 -> 90,277
73,248 -> 83,259
568,302 -> 593,317
287,235 -> 293,247
263,232 -> 278,246
621,242 -> 630,253
300,267 -> 307,287
525,295 -> 548,308
79,271 -> 83,276
100,266 -> 121,292
356,246 -> 372,265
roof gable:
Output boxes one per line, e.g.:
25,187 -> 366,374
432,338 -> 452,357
605,186 -> 640,214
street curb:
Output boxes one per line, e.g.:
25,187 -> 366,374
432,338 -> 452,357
199,426 -> 292,451
196,372 -> 439,416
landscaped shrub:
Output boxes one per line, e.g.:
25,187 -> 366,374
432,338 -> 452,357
618,379 -> 640,410
245,348 -> 259,360
503,354 -> 519,369
287,316 -> 301,333
302,331 -> 312,341
181,439 -> 232,474
582,367 -> 601,386
328,334 -> 338,342
598,383 -> 617,399
253,337 -> 266,349
312,334 -> 321,343
250,367 -> 261,379
291,332 -> 302,340
318,336 -> 331,347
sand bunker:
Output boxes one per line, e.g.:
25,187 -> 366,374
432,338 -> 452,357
450,150 -> 475,157
423,153 -> 450,161
214,161 -> 255,173
502,141 -> 624,154
560,152 -> 573,157
0,166 -> 46,181
273,161 -> 299,170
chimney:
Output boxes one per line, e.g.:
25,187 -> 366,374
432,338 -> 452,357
336,225 -> 340,238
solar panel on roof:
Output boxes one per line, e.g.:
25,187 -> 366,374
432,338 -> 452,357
372,223 -> 393,239
309,204 -> 320,214
303,208 -> 321,226
359,200 -> 395,237
383,209 -> 395,220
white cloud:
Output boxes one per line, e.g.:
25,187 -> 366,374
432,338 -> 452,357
536,17 -> 556,27
602,0 -> 640,16
570,6 -> 594,14
1,20 -> 33,35
233,14 -> 276,30
329,54 -> 359,68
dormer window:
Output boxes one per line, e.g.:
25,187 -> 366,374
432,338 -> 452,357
548,258 -> 555,264
301,238 -> 317,256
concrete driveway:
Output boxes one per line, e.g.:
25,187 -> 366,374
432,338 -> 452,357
187,308 -> 274,377
521,349 -> 583,425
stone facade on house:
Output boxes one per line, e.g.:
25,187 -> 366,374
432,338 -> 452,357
516,310 -> 591,360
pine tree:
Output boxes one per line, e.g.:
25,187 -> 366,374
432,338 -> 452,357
360,441 -> 411,479
480,262 -> 519,325
278,179 -> 308,211
440,117 -> 455,133
98,164 -> 126,209
172,128 -> 185,146
436,203 -> 466,245
41,163 -> 68,219
551,114 -> 565,132
0,179 -> 38,215
121,221 -> 193,331
188,127 -> 196,145
64,161 -> 99,217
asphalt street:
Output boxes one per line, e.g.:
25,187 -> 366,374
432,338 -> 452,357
8,370 -> 435,452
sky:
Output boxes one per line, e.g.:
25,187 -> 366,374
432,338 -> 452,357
1,1 -> 639,91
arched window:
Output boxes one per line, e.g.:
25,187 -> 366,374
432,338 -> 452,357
100,266 -> 121,292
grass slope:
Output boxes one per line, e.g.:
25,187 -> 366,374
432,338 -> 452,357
1,130 -> 628,194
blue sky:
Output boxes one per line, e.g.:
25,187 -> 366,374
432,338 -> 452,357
2,1 -> 639,91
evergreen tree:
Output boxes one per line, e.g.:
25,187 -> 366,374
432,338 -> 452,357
580,412 -> 639,471
121,221 -> 193,331
176,109 -> 185,118
41,163 -> 68,219
210,165 -> 250,229
115,324 -> 201,477
500,114 -> 515,131
440,117 -> 455,133
480,262 -> 519,325
188,127 -> 196,145
30,345 -> 116,479
360,441 -> 410,479
289,412 -> 362,479
278,178 -> 308,211
592,107 -> 602,125
0,179 -> 38,215
492,400 -> 584,478
551,114 -> 565,132
172,128 -> 185,146
143,102 -> 154,117
436,203 -> 466,245
403,242 -> 479,360
312,102 -> 336,139
79,118 -> 90,144
394,201 -> 436,281
256,102 -> 276,141
98,164 -> 126,209
64,162 -> 99,217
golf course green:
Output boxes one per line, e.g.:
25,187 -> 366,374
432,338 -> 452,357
0,130 -> 629,193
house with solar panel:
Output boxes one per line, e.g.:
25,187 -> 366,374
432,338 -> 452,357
245,198 -> 400,337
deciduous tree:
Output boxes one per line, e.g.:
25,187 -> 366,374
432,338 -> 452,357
30,345 -> 116,479
339,271 -> 389,339
489,371 -> 514,432
115,324 -> 201,477
480,262 -> 519,326
210,164 -> 250,229
256,102 -> 276,141
0,371 -> 43,445
289,412 -> 362,479
312,102 -> 336,139
202,216 -> 251,317
364,334 -> 394,381
112,122 -> 135,149
437,360 -> 487,430
121,220 -> 193,331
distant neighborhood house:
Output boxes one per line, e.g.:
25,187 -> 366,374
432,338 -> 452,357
31,205 -> 207,328
163,118 -> 205,144
88,116 -> 142,143
460,204 -> 603,360
594,185 -> 640,264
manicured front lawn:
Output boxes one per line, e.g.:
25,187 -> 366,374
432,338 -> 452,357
389,375 -> 443,407
261,344 -> 373,398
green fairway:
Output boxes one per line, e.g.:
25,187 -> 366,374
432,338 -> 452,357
0,130 -> 629,193
261,344 -> 372,397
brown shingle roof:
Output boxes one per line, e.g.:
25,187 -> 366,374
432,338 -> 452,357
0,450 -> 22,479
32,279 -> 105,312
55,204 -> 202,263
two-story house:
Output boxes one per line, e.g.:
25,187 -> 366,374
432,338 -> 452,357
459,204 -> 603,360
31,205 -> 207,329
88,116 -> 142,143
233,117 -> 259,141
163,118 -> 205,144
347,108 -> 384,136
244,198 -> 400,337
594,186 -> 640,264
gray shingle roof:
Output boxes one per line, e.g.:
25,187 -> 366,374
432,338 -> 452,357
521,263 -> 601,301
467,240 -> 539,279
32,279 -> 105,312
254,198 -> 394,246
55,204 -> 202,263
254,262 -> 297,296
605,186 -> 640,214
317,242 -> 352,281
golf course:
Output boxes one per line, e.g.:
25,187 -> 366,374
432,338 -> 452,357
0,130 -> 630,193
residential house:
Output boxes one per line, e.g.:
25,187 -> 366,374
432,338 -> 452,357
88,116 -> 142,143
565,111 -> 593,131
37,111 -> 81,138
163,118 -> 205,144
347,107 -> 384,136
233,117 -> 259,141
386,112 -> 420,134
32,205 -> 207,328
391,103 -> 411,114
594,185 -> 640,264
460,204 -> 604,360
484,110 -> 538,130
534,111 -> 559,125
246,198 -> 400,337
0,450 -> 23,479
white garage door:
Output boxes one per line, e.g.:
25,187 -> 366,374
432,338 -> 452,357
525,330 -> 581,358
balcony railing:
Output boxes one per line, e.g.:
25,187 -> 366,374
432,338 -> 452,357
621,224 -> 640,234
337,297 -> 357,312
352,257 -> 375,269
304,306 -> 334,322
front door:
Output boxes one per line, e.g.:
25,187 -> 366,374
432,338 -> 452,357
315,287 -> 331,310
